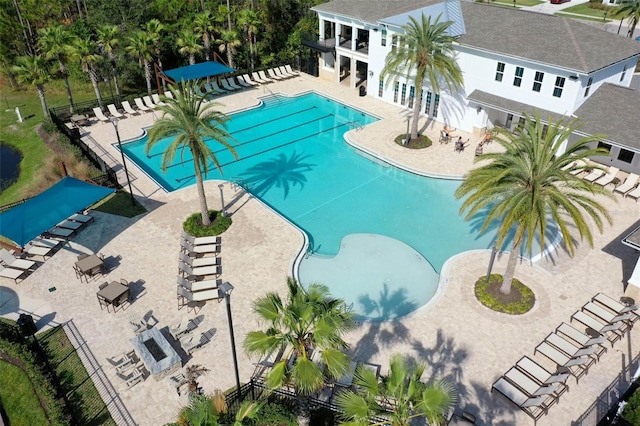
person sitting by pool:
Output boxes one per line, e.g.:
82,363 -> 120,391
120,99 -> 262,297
475,142 -> 484,156
455,137 -> 469,153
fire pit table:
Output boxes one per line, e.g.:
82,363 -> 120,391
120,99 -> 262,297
131,327 -> 181,380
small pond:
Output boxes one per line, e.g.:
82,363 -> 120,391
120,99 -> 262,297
0,144 -> 22,192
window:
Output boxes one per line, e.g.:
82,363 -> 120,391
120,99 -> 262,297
553,77 -> 565,98
618,148 -> 635,164
517,116 -> 526,129
542,125 -> 548,139
597,141 -> 611,153
400,83 -> 407,105
391,35 -> 399,51
584,77 -> 593,97
393,81 -> 399,103
381,29 -> 387,47
513,67 -> 524,87
532,71 -> 544,92
424,91 -> 432,115
621,64 -> 627,82
505,113 -> 513,128
495,62 -> 505,82
433,94 -> 440,118
378,78 -> 384,97
408,86 -> 415,108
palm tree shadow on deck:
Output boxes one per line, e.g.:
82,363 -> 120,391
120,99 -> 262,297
239,150 -> 315,198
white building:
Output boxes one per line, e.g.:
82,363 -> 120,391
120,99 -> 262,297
309,0 -> 640,174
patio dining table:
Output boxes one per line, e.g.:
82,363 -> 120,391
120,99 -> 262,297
75,254 -> 104,276
97,281 -> 129,306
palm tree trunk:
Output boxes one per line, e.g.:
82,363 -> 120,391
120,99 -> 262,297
60,61 -> 75,113
189,54 -> 195,65
110,56 -> 122,99
36,84 -> 49,120
410,90 -> 421,140
227,45 -> 235,69
88,68 -> 103,108
249,33 -> 255,70
143,59 -> 153,95
296,395 -> 311,426
193,161 -> 211,226
204,34 -> 210,61
501,238 -> 523,294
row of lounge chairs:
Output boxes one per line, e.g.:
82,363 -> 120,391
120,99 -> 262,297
567,161 -> 640,200
492,292 -> 638,422
176,231 -> 222,310
92,95 -> 167,123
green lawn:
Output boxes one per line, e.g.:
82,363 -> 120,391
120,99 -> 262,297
559,3 -> 615,18
491,0 -> 544,7
92,190 -> 147,217
38,326 -> 115,426
0,360 -> 50,426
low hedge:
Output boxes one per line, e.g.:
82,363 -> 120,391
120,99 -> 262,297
183,210 -> 232,236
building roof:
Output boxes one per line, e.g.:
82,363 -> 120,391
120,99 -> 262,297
467,90 -> 564,123
311,0 -> 439,23
458,2 -> 640,74
573,83 -> 640,151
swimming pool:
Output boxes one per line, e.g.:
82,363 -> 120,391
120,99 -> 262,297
122,92 -> 548,321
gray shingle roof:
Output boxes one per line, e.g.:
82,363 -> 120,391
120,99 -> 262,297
573,83 -> 640,151
467,89 -> 564,122
311,0 -> 439,23
458,2 -> 640,73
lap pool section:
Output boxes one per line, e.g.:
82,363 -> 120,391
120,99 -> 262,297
122,92 -> 534,321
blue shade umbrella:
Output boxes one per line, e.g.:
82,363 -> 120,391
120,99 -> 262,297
0,177 -> 115,247
163,61 -> 235,82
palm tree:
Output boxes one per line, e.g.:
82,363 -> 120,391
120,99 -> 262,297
146,81 -> 238,226
193,12 -> 215,62
146,19 -> 165,79
381,13 -> 463,141
335,354 -> 456,426
614,0 -> 640,38
96,25 -> 122,99
177,29 -> 203,65
243,277 -> 355,426
455,113 -> 613,294
37,25 -> 77,112
174,393 -> 262,426
237,8 -> 261,70
126,30 -> 155,95
73,37 -> 103,107
11,55 -> 50,119
216,29 -> 241,69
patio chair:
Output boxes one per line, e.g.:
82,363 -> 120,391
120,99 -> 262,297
107,351 -> 134,370
165,90 -> 175,99
220,78 -> 238,91
128,313 -> 149,335
592,293 -> 639,317
241,74 -> 259,86
180,332 -> 207,354
121,278 -> 130,287
534,342 -> 592,382
44,226 -> 74,239
24,243 -> 54,260
626,184 -> 640,201
258,70 -> 274,83
77,253 -> 89,261
582,166 -> 605,182
181,230 -> 221,246
69,212 -> 94,225
226,77 -> 243,90
57,219 -> 83,231
142,95 -> 157,109
168,371 -> 189,395
285,64 -> 300,76
571,310 -> 624,346
203,82 -> 221,96
614,173 -> 639,195
178,275 -> 220,292
594,166 -> 620,187
556,322 -> 608,349
278,66 -> 295,78
107,103 -> 124,118
491,377 -> 550,422
266,68 -> 285,80
515,356 -> 570,394
0,249 -> 36,270
179,252 -> 218,268
503,367 -> 563,399
544,332 -> 603,361
122,100 -> 140,115
211,80 -> 227,94
252,71 -> 269,84
99,282 -> 109,290
93,107 -> 110,123
178,262 -> 221,279
0,266 -> 27,283
117,366 -> 143,387
134,97 -> 151,112
569,159 -> 588,176
169,317 -> 192,340
31,237 -> 62,249
97,295 -> 109,311
151,93 -> 167,106
582,302 -> 636,326
235,75 -> 252,87
180,239 -> 220,256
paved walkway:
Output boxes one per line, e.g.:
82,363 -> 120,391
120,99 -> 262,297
2,74 -> 640,425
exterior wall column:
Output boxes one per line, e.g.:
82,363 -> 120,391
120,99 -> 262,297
350,57 -> 357,89
319,19 -> 325,41
336,53 -> 342,84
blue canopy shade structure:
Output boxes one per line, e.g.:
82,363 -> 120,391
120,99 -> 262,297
0,177 -> 115,247
163,61 -> 235,82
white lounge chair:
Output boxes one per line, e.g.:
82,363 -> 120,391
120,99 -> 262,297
594,166 -> 619,187
142,95 -> 157,109
134,98 -> 151,112
235,75 -> 253,87
0,248 -> 36,270
165,90 -> 175,99
258,70 -> 274,83
151,93 -> 167,106
24,244 -> 54,260
568,159 -> 588,176
582,301 -> 635,325
169,317 -> 191,339
491,377 -> 550,422
177,285 -> 219,310
571,310 -> 624,346
179,252 -> 218,268
121,100 -> 139,115
615,173 -> 639,195
93,107 -> 110,123
178,262 -> 221,279
627,185 -> 640,201
226,77 -> 243,90
181,230 -> 221,246
107,104 -> 124,118
117,366 -> 143,387
583,166 -> 605,182
0,266 -> 27,282
592,293 -> 639,316
534,342 -> 591,381
504,367 -> 562,398
128,313 -> 149,335
544,332 -> 602,360
203,82 -> 220,95
211,80 -> 227,93
279,65 -> 295,78
285,64 -> 300,76
177,276 -> 219,292
556,322 -> 608,348
267,68 -> 285,80
241,74 -> 259,86
180,239 -> 220,256
107,352 -> 134,371
252,71 -> 269,84
31,237 -> 62,249
515,356 -> 570,391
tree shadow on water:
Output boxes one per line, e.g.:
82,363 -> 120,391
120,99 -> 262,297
239,150 -> 315,198
356,283 -> 417,322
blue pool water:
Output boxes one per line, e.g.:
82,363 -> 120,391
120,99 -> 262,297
122,92 -> 546,320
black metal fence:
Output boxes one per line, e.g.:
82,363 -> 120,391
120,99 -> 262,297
48,110 -> 120,189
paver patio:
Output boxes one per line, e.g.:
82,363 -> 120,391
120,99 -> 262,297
1,74 -> 639,425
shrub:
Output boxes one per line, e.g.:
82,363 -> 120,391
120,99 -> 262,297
475,274 -> 535,314
183,210 -> 232,236
623,388 -> 640,425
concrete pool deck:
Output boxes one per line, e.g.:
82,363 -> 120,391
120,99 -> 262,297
2,73 -> 640,425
